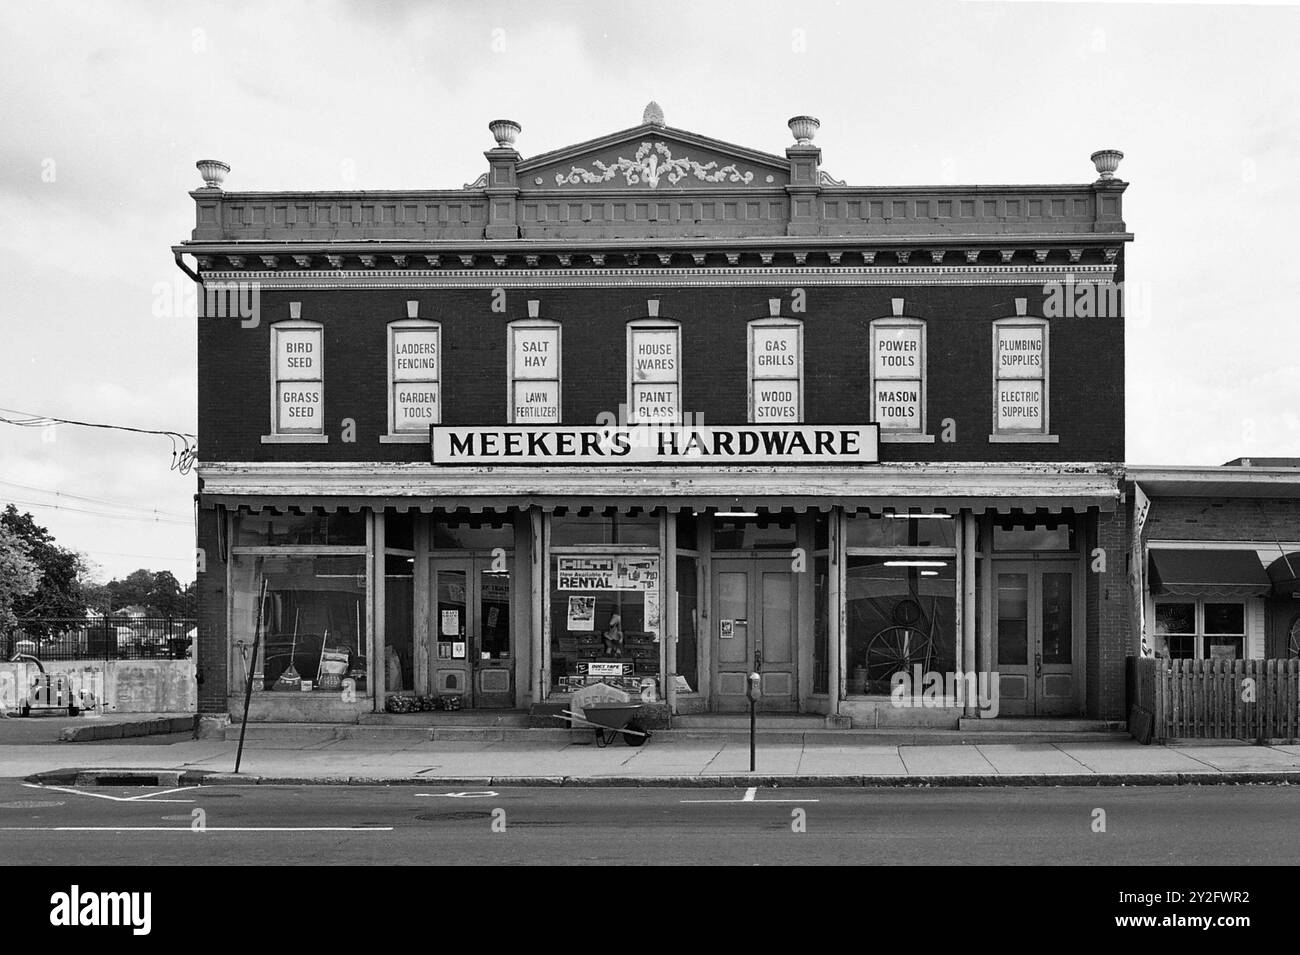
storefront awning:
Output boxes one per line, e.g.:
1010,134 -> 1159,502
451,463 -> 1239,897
1149,549 -> 1271,598
1267,552 -> 1300,599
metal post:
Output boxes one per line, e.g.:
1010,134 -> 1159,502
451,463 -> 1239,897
234,578 -> 267,774
749,696 -> 756,772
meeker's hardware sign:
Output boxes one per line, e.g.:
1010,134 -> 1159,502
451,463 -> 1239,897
430,424 -> 879,465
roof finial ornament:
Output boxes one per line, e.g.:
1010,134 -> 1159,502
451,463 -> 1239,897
643,101 -> 665,126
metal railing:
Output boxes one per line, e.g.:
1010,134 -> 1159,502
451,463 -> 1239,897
2,617 -> 196,662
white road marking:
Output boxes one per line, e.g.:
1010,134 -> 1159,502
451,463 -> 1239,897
414,791 -> 498,798
23,783 -> 197,804
743,787 -> 757,801
0,826 -> 393,832
681,791 -> 820,804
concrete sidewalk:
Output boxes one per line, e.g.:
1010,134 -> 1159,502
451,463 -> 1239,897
8,733 -> 1300,788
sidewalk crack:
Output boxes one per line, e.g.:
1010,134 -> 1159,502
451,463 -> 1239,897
1051,742 -> 1094,773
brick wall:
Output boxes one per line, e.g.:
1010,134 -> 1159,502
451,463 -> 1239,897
195,505 -> 227,714
197,284 -> 1124,464
1146,497 -> 1300,541
1085,505 -> 1131,720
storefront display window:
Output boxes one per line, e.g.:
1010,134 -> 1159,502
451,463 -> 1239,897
385,510 -> 414,550
384,554 -> 414,693
550,555 -> 660,698
814,555 -> 829,694
845,513 -> 955,549
845,556 -> 956,696
676,555 -> 699,694
235,510 -> 365,547
232,553 -> 368,693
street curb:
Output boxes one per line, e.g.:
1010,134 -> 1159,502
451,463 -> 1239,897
58,715 -> 198,743
21,769 -> 1293,788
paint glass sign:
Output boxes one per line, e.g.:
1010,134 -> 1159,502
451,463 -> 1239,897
631,384 -> 679,424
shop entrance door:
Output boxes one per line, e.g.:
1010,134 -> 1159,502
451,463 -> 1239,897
712,558 -> 798,712
993,561 -> 1080,716
430,558 -> 514,708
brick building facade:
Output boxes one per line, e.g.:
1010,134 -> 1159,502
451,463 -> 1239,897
178,106 -> 1133,725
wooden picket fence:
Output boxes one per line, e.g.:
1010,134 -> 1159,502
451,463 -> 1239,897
1133,658 -> 1300,741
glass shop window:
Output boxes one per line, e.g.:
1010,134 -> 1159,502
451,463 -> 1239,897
749,319 -> 802,423
550,555 -> 661,700
1154,600 -> 1246,660
712,513 -> 798,550
844,513 -> 956,549
508,320 -> 561,424
870,318 -> 926,434
676,554 -> 699,694
383,553 -> 415,694
235,510 -> 366,547
388,320 -> 441,434
628,322 -> 681,424
993,318 -> 1048,435
431,513 -> 515,550
675,510 -> 698,551
814,555 -> 829,694
384,510 -> 415,551
232,553 -> 368,693
550,511 -> 659,547
845,556 -> 957,696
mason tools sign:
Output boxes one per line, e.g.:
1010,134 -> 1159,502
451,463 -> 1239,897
430,424 -> 879,465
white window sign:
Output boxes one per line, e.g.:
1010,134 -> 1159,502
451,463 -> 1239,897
749,320 -> 802,423
870,320 -> 926,434
271,322 -> 324,435
509,322 -> 561,424
993,321 -> 1048,433
628,323 -> 681,423
390,322 -> 441,434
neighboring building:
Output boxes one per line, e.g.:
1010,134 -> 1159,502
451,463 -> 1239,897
178,105 -> 1132,726
1130,460 -> 1300,664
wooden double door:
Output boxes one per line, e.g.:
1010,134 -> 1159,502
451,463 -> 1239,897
712,558 -> 798,711
429,557 -> 514,708
993,560 -> 1082,716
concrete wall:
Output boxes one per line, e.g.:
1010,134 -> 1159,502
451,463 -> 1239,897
0,659 -> 196,714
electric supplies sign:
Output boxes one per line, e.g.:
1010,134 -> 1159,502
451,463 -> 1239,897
429,424 -> 879,465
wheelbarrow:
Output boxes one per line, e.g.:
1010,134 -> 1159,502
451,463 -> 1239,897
559,702 -> 651,747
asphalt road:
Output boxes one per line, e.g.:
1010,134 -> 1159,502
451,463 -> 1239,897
0,779 -> 1297,865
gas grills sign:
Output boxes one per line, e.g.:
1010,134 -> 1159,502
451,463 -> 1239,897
430,424 -> 879,465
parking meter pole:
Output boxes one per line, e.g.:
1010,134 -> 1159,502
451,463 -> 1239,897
234,578 -> 267,774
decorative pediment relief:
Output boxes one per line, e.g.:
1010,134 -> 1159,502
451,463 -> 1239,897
520,127 -> 788,191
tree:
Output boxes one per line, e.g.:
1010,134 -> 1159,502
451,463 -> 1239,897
0,505 -> 86,621
103,568 -> 194,617
0,522 -> 39,631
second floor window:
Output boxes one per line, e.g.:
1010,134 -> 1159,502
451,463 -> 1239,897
627,320 -> 681,424
389,320 -> 441,434
748,319 -> 802,422
870,318 -> 926,434
508,320 -> 561,423
993,318 -> 1048,435
270,321 -> 324,436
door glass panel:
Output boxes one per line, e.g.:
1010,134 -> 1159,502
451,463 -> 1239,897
996,573 -> 1029,666
436,569 -> 467,660
479,571 -> 511,659
384,554 -> 414,692
1041,572 -> 1072,664
761,572 -> 793,664
717,571 -> 748,664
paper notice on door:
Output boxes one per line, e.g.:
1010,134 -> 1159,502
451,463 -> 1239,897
452,641 -> 466,659
441,609 -> 460,636
720,619 -> 734,639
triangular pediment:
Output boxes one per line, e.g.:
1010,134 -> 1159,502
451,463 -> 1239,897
517,124 -> 789,191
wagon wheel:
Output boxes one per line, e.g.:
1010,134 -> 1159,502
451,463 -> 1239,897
1289,616 -> 1300,659
622,721 -> 648,747
864,625 -> 934,690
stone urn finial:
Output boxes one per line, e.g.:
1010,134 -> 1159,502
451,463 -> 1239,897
643,101 -> 665,126
1091,148 -> 1124,180
195,159 -> 230,189
788,115 -> 820,145
488,119 -> 521,148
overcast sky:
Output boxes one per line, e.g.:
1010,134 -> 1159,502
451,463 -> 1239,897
1,0 -> 1298,584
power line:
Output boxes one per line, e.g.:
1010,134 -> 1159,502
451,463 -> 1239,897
0,405 -> 197,475
5,498 -> 193,526
0,479 -> 191,520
